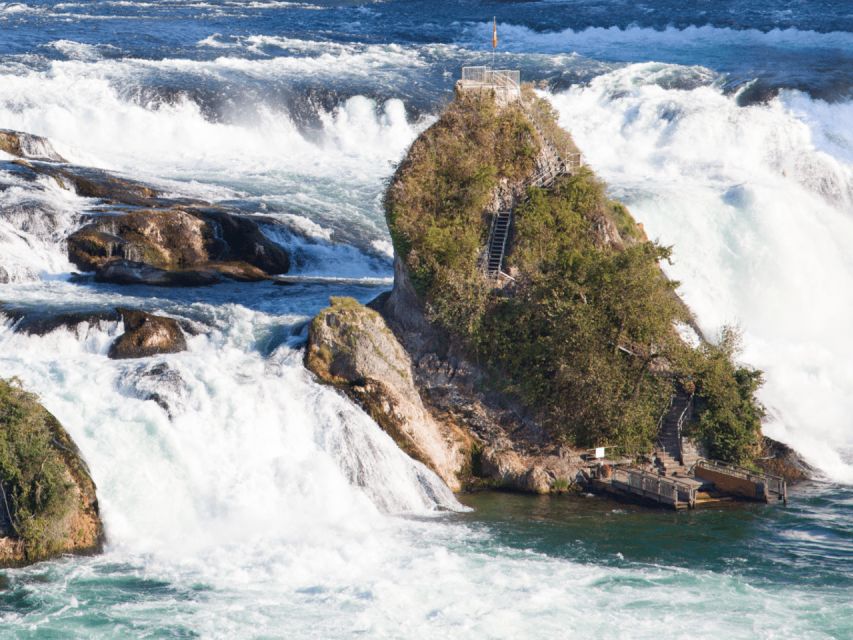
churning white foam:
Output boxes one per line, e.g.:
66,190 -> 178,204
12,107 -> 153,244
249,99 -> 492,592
545,63 -> 853,482
462,21 -> 853,58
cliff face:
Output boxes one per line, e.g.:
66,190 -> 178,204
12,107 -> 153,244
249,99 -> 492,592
0,379 -> 104,567
305,297 -> 471,491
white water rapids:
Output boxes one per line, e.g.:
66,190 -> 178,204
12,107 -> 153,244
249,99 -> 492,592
0,55 -> 851,637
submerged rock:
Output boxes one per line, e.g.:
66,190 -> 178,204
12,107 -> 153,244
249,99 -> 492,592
305,296 -> 470,491
0,379 -> 103,567
120,361 -> 191,418
108,308 -> 187,359
0,305 -> 120,336
95,260 -> 222,287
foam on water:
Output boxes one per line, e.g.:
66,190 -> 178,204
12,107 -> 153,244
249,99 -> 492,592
462,21 -> 853,57
545,63 -> 853,482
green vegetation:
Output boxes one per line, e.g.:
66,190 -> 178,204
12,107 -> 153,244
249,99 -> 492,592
0,378 -> 76,561
386,90 -> 763,463
687,328 -> 765,465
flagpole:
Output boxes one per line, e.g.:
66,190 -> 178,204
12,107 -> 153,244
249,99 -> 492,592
492,16 -> 496,70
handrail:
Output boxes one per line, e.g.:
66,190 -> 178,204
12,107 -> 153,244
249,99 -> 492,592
610,466 -> 697,508
696,459 -> 786,497
675,393 -> 694,462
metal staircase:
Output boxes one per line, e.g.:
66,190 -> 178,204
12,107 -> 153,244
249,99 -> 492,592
486,210 -> 513,277
483,102 -> 583,279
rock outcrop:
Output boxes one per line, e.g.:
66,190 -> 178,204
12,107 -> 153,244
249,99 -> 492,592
757,436 -> 814,483
0,128 -> 291,285
108,308 -> 187,359
305,296 -> 584,493
0,379 -> 103,567
305,297 -> 470,491
68,206 -> 289,284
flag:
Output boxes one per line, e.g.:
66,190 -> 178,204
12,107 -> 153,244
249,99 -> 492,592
492,17 -> 498,49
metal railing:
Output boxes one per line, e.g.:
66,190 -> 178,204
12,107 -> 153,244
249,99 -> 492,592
461,66 -> 521,90
695,459 -> 787,502
610,466 -> 697,508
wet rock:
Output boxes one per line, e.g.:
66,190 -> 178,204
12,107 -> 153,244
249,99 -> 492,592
108,308 -> 187,359
0,378 -> 104,568
192,207 -> 290,275
0,130 -> 65,162
0,304 -> 120,336
68,207 -> 289,282
305,296 -> 470,491
95,260 -> 222,287
120,361 -> 191,418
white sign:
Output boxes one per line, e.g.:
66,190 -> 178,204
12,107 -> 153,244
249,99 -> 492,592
595,447 -> 605,459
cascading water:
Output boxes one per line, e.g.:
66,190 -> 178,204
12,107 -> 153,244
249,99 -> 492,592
0,1 -> 850,637
544,64 -> 853,482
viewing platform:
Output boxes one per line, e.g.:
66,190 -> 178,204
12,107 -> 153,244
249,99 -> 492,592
456,66 -> 521,105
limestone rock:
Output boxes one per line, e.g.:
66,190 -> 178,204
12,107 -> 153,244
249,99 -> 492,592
0,379 -> 103,567
108,308 -> 187,359
305,297 -> 470,491
479,447 -> 580,494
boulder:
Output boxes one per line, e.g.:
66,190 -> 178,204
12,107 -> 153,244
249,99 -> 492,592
68,208 -> 289,282
305,297 -> 470,491
0,379 -> 103,567
108,308 -> 187,359
479,446 -> 580,494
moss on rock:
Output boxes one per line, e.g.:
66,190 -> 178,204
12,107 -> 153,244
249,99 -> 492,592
0,379 -> 103,567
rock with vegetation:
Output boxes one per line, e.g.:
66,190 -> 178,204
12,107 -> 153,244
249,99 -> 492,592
305,297 -> 470,490
380,87 -> 767,466
108,308 -> 187,360
0,378 -> 103,567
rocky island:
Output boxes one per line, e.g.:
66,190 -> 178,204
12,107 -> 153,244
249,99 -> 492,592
306,81 -> 807,501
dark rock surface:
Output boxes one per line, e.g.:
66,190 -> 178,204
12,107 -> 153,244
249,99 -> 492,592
108,308 -> 187,359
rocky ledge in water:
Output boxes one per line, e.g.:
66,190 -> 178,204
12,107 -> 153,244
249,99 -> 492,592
0,378 -> 104,568
0,129 -> 290,285
109,308 -> 187,360
305,296 -> 583,493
